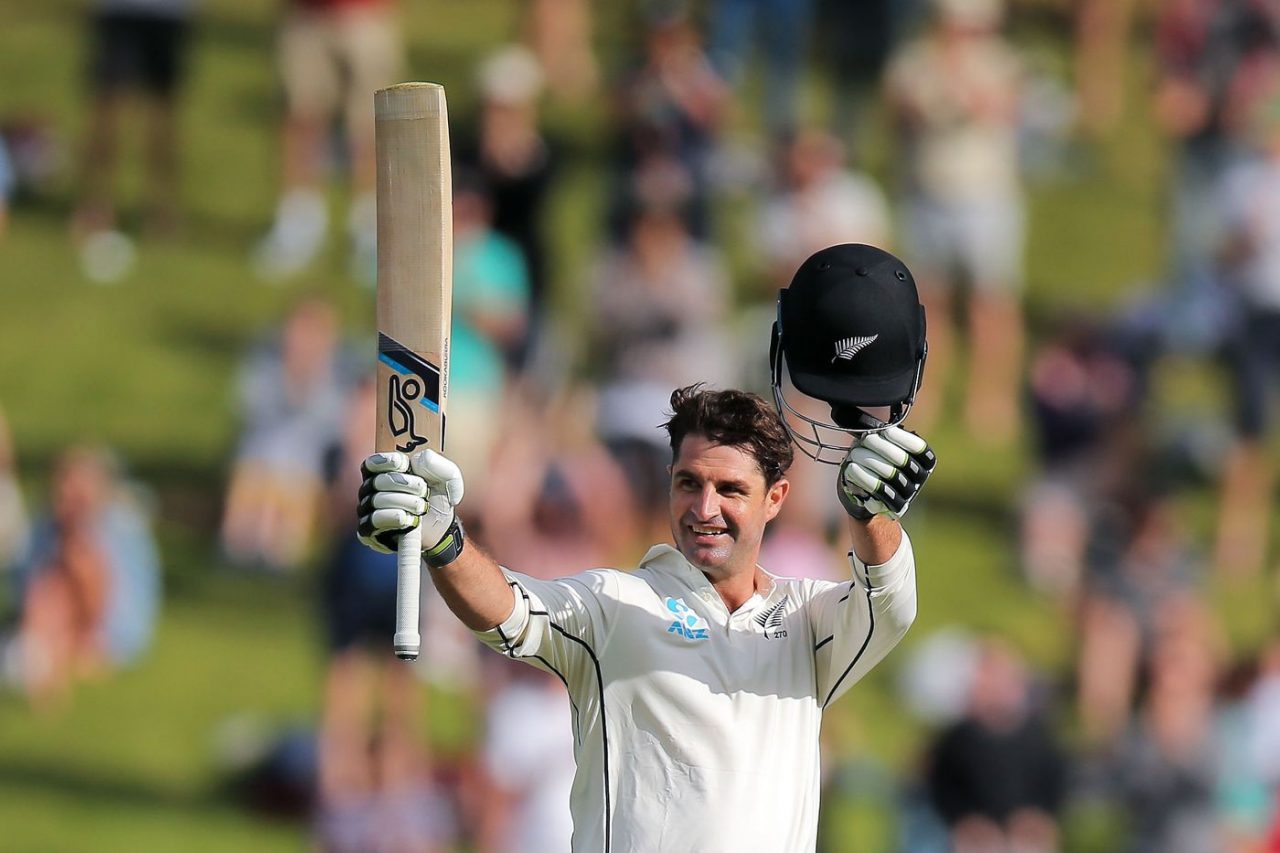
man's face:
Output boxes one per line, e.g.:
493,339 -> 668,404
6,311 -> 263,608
668,434 -> 789,580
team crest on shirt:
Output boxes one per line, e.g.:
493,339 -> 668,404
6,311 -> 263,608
754,596 -> 790,639
665,597 -> 710,641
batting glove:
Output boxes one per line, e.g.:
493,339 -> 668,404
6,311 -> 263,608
357,450 -> 465,554
838,427 -> 937,521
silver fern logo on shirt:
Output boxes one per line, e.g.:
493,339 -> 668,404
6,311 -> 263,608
754,596 -> 790,639
832,335 -> 878,363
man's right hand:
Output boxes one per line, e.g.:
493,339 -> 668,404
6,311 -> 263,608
357,450 -> 465,554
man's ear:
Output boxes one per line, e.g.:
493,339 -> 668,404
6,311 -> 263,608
765,478 -> 790,522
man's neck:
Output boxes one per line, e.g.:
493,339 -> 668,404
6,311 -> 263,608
707,565 -> 768,613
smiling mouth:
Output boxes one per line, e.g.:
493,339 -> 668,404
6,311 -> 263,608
689,525 -> 728,538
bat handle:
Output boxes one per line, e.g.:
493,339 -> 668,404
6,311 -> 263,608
393,525 -> 422,660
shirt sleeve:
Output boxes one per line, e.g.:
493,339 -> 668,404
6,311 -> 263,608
808,532 -> 918,708
473,568 -> 617,684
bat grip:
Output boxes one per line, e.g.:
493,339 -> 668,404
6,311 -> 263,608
393,525 -> 422,660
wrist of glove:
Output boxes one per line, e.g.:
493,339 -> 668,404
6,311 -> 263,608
838,426 -> 937,521
357,450 -> 466,559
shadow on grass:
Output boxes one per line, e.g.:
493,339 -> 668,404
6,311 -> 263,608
0,756 -> 216,813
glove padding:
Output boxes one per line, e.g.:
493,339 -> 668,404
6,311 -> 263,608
838,427 -> 936,521
357,450 -> 465,554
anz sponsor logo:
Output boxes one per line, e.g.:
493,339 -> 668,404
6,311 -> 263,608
754,596 -> 790,639
665,597 -> 710,641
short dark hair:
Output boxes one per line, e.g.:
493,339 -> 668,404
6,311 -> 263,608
663,384 -> 794,486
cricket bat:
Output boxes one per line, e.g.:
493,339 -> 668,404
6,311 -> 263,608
374,82 -> 452,661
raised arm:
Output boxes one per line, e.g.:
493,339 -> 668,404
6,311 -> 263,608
846,514 -> 903,567
357,450 -> 514,631
836,426 -> 936,561
807,426 -> 937,707
424,541 -> 514,631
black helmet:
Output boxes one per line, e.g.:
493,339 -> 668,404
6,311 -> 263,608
770,244 -> 928,462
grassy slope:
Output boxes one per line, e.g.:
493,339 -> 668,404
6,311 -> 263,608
0,0 -> 1272,850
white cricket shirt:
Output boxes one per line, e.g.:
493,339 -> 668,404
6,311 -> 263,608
474,533 -> 918,853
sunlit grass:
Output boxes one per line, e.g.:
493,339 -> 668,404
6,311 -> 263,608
0,0 -> 1270,849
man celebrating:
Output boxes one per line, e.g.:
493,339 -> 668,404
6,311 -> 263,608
358,244 -> 935,852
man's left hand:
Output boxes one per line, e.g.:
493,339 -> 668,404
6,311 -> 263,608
838,427 -> 937,521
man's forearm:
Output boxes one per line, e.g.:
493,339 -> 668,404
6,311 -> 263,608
846,514 -> 903,567
426,543 -> 516,631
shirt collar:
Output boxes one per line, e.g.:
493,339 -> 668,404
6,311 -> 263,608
640,544 -> 780,605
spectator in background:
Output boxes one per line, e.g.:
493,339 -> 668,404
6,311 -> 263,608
1154,0 -> 1280,304
1076,483 -> 1216,746
609,6 -> 728,243
817,0 -> 900,157
252,0 -> 402,282
0,118 -> 63,205
472,661 -> 575,853
481,387 -> 633,574
1020,318 -> 1147,599
885,0 -> 1026,443
707,0 -> 815,141
1108,619 -> 1222,853
0,409 -> 30,574
0,133 -> 13,239
1251,642 -> 1280,820
1212,96 -> 1280,579
588,195 -> 733,533
455,46 -> 557,373
1216,638 -> 1280,850
446,169 -> 530,508
314,376 -> 453,853
1074,0 -> 1139,136
756,128 -> 890,289
924,638 -> 1068,853
220,296 -> 349,571
98,461 -> 162,671
520,0 -> 597,103
14,446 -> 161,710
71,0 -> 196,281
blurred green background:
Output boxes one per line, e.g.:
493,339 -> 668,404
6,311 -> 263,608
0,0 -> 1275,850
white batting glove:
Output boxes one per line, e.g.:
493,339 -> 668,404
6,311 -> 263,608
356,450 -> 465,554
838,426 -> 937,521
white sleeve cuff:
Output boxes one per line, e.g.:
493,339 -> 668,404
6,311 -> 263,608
850,531 -> 914,590
475,576 -> 532,655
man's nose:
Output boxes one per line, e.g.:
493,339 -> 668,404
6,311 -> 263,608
695,486 -> 720,519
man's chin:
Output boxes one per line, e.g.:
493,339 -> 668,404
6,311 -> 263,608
682,543 -> 731,572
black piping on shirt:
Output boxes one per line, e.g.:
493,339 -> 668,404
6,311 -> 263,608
502,582 -> 583,745
544,620 -> 611,853
815,580 -> 858,651
507,579 -> 613,853
819,585 -> 876,708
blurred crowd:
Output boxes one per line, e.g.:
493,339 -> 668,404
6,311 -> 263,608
5,0 -> 1280,849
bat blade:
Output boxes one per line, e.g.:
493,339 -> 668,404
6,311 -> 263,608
374,82 -> 452,661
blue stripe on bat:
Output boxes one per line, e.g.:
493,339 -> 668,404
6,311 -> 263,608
378,336 -> 442,413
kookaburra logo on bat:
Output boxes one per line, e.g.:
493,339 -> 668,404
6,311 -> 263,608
388,374 -> 429,452
378,333 -> 443,453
